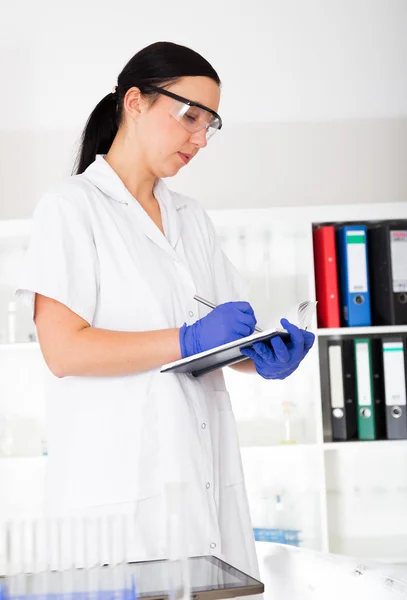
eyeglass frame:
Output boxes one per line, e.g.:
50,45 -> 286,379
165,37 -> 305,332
140,84 -> 223,134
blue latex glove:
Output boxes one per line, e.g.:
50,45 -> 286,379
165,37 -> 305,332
240,318 -> 315,380
180,301 -> 257,358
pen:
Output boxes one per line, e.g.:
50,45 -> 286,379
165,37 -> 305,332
193,295 -> 263,333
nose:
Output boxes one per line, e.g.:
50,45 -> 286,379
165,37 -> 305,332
190,127 -> 208,148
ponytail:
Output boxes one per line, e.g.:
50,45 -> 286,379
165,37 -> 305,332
74,92 -> 118,174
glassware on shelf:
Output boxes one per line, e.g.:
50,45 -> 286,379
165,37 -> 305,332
252,489 -> 302,547
7,301 -> 17,344
262,229 -> 272,304
0,416 -> 48,458
280,400 -> 297,445
0,415 -> 15,457
41,438 -> 48,457
274,493 -> 284,528
238,229 -> 247,275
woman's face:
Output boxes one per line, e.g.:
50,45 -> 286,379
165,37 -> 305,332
125,76 -> 221,178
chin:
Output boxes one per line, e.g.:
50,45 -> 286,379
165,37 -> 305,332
155,163 -> 182,179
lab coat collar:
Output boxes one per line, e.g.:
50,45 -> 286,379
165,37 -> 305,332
83,155 -> 187,210
83,155 -> 128,205
84,155 -> 185,251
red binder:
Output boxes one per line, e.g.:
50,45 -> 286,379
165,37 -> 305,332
313,226 -> 341,328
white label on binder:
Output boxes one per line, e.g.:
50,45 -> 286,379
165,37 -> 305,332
346,231 -> 368,293
383,342 -> 407,406
355,342 -> 372,406
390,230 -> 407,292
328,345 -> 344,408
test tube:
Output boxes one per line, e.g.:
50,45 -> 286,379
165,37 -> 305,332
8,520 -> 22,576
165,483 -> 190,600
0,521 -> 8,577
109,513 -> 126,567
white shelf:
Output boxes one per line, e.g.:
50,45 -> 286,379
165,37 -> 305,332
328,536 -> 407,565
323,440 -> 407,450
240,440 -> 407,451
0,342 -> 39,350
0,219 -> 31,238
370,557 -> 407,565
0,455 -> 47,463
317,325 -> 407,336
236,419 -> 318,448
240,441 -> 319,450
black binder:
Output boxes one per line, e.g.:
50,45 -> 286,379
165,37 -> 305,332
382,337 -> 407,440
368,222 -> 407,325
370,338 -> 387,440
327,339 -> 358,441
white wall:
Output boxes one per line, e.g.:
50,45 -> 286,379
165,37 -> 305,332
0,0 -> 406,217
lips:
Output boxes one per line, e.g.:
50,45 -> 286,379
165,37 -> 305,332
178,152 -> 192,164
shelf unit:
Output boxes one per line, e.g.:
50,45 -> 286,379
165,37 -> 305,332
1,203 -> 407,569
210,200 -> 407,566
318,325 -> 407,336
0,220 -> 46,478
323,440 -> 407,450
0,342 -> 39,350
0,219 -> 34,346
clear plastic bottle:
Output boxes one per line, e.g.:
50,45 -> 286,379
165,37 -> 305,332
280,400 -> 297,444
274,493 -> 284,529
0,416 -> 15,457
7,301 -> 17,344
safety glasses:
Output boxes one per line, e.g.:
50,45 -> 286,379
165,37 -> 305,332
143,84 -> 223,140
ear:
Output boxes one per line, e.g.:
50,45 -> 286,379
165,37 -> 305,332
123,87 -> 150,123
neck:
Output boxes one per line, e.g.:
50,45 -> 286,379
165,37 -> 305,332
105,130 -> 156,207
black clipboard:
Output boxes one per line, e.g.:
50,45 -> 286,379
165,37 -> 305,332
160,328 -> 290,377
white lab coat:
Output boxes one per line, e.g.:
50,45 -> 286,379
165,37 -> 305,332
16,156 -> 259,577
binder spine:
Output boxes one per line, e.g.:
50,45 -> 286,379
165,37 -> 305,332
354,338 -> 376,440
313,226 -> 340,328
328,343 -> 346,440
337,226 -> 371,327
382,339 -> 407,440
367,223 -> 407,326
368,226 -> 394,325
390,229 -> 407,325
370,338 -> 386,440
328,340 -> 357,441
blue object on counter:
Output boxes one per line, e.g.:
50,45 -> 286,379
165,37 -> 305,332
0,579 -> 9,600
0,568 -> 138,600
5,591 -> 133,600
253,527 -> 302,546
1,588 -> 134,600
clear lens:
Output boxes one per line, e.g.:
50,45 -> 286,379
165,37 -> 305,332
170,100 -> 221,139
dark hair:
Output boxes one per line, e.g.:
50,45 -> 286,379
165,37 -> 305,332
74,41 -> 221,174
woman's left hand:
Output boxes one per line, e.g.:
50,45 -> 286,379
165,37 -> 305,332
240,318 -> 315,380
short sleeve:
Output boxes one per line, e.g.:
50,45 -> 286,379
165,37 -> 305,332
15,193 -> 98,325
204,212 -> 249,304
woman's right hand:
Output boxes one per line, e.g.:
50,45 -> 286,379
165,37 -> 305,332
179,301 -> 257,358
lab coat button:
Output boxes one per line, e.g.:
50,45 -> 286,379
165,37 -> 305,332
189,311 -> 194,317
210,543 -> 216,549
201,423 -> 206,429
206,482 -> 211,489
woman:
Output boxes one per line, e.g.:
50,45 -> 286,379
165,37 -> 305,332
17,41 -> 314,576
